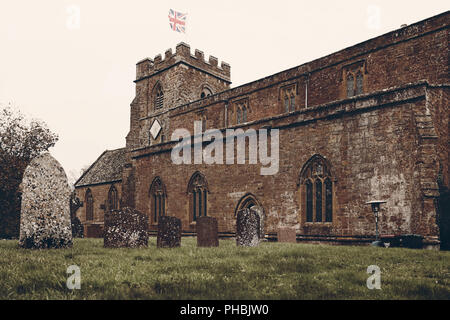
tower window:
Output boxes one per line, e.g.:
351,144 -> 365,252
154,83 -> 164,110
200,87 -> 213,99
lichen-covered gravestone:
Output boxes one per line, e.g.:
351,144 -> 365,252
104,207 -> 148,248
277,226 -> 297,243
157,216 -> 181,248
236,208 -> 260,247
196,216 -> 219,247
19,153 -> 72,249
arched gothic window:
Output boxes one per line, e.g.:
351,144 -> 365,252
236,101 -> 249,124
187,172 -> 208,222
282,86 -> 296,112
85,188 -> 94,221
154,83 -> 164,110
149,177 -> 167,224
200,87 -> 213,99
107,185 -> 118,211
299,155 -> 334,223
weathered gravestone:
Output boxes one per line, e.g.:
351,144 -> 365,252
196,216 -> 219,247
104,207 -> 148,248
277,226 -> 297,243
19,153 -> 72,249
157,216 -> 181,248
236,208 -> 260,247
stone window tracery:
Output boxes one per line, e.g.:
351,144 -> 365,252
299,155 -> 334,223
281,85 -> 296,112
107,185 -> 118,211
149,177 -> 166,224
154,83 -> 164,110
187,172 -> 208,222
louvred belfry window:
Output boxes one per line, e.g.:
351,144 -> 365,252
154,83 -> 164,110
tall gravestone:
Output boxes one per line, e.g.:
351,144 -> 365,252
157,216 -> 181,248
104,207 -> 148,248
277,226 -> 297,243
19,153 -> 72,249
236,208 -> 260,247
196,216 -> 219,247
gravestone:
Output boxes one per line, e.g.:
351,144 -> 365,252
196,216 -> 219,247
236,208 -> 260,247
277,226 -> 297,243
157,216 -> 181,248
19,153 -> 72,249
104,207 -> 148,248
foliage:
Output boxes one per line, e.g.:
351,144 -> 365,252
0,105 -> 58,238
0,238 -> 448,300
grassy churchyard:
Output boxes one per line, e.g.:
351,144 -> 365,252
0,237 -> 448,300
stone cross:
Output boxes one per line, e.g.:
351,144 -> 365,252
236,208 -> 260,247
104,207 -> 148,248
19,153 -> 72,249
157,216 -> 181,248
277,226 -> 297,243
196,216 -> 219,247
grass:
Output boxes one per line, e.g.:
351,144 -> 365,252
0,237 -> 449,300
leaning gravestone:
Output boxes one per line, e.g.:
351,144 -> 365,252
157,216 -> 181,248
236,208 -> 260,247
19,153 -> 72,249
104,207 -> 148,248
277,226 -> 297,243
196,216 -> 219,247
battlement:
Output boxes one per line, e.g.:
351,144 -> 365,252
135,42 -> 231,83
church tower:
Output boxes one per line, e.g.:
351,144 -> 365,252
126,42 -> 231,150
121,43 -> 231,208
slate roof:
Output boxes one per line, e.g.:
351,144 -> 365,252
74,148 -> 127,187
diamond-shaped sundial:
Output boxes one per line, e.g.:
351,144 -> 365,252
150,119 -> 162,139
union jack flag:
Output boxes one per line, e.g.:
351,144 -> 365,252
168,9 -> 186,33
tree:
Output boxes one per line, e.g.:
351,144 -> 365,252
0,105 -> 58,238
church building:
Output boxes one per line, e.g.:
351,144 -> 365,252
75,11 -> 449,248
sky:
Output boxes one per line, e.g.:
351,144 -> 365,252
0,0 -> 448,184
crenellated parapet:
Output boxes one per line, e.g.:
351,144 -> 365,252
135,42 -> 231,83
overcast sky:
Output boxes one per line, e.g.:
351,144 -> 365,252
0,0 -> 448,184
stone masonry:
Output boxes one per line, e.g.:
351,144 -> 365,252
75,12 -> 449,248
19,153 -> 73,249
